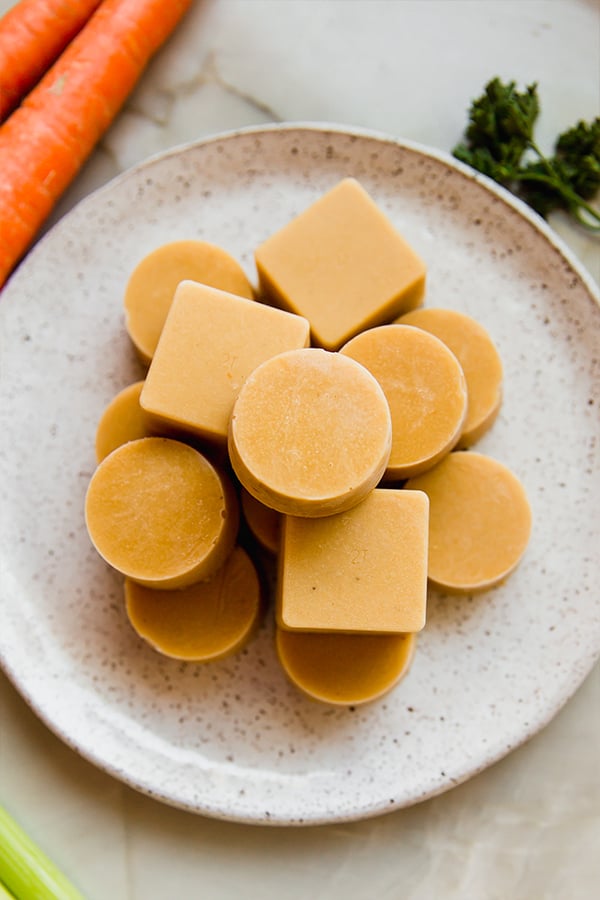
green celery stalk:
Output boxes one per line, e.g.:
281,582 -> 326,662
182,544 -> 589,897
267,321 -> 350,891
0,881 -> 15,898
0,805 -> 84,900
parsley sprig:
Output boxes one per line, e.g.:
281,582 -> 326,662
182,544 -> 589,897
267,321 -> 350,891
453,78 -> 600,231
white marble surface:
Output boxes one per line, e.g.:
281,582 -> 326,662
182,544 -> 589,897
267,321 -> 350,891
0,0 -> 598,897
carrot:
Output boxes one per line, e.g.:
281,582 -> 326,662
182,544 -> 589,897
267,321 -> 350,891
0,0 -> 193,288
0,0 -> 103,122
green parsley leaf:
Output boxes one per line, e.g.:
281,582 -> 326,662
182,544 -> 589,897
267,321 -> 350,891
453,78 -> 600,231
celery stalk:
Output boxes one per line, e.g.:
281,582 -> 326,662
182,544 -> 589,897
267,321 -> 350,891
0,805 -> 84,900
0,882 -> 15,899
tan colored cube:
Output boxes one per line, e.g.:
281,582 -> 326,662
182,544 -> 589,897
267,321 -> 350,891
140,280 -> 310,444
254,178 -> 426,350
277,489 -> 429,634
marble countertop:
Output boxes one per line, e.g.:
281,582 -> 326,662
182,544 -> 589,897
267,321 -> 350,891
0,1 -> 598,897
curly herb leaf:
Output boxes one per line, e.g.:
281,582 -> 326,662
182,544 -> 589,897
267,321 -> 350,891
555,118 -> 600,200
453,78 -> 600,231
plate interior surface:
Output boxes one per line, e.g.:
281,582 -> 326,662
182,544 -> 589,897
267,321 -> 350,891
0,125 -> 599,825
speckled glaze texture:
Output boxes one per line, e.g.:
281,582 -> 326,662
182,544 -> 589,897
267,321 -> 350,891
0,125 -> 599,826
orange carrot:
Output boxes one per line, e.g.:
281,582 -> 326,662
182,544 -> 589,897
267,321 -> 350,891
0,0 -> 103,122
0,0 -> 193,288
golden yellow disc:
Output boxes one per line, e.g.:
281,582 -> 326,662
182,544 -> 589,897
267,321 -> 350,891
341,324 -> 467,479
229,348 -> 392,517
125,547 -> 262,661
405,451 -> 531,592
95,381 -> 150,462
124,240 -> 254,363
85,437 -> 239,589
396,308 -> 503,447
276,628 -> 416,706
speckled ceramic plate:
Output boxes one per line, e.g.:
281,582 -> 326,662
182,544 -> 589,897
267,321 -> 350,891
1,125 -> 599,825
